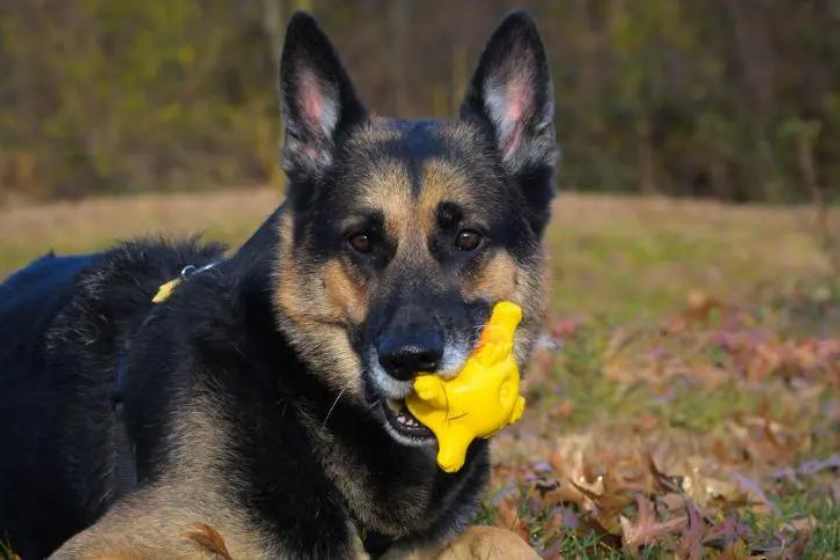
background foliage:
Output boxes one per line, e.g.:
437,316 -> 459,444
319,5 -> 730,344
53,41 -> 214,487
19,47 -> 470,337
1,3 -> 839,555
0,0 -> 838,202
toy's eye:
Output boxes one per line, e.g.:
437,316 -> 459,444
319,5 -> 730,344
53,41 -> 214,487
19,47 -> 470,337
348,233 -> 372,254
455,229 -> 483,252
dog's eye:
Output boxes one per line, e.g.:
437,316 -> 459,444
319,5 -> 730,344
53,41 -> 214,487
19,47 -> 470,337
455,230 -> 483,252
348,233 -> 373,254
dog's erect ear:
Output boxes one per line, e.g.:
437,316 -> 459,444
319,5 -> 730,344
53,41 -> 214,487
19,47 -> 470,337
279,12 -> 366,182
461,11 -> 558,191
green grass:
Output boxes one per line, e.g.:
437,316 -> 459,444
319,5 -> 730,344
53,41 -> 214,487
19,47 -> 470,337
1,189 -> 838,556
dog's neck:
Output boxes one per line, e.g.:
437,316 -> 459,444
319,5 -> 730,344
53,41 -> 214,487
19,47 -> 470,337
230,203 -> 286,274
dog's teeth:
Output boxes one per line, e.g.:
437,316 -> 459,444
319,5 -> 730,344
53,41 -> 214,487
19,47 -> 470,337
386,399 -> 402,413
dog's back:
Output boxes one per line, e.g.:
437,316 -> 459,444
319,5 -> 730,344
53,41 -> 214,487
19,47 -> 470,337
0,254 -> 90,358
0,243 -> 223,558
0,254 -> 97,556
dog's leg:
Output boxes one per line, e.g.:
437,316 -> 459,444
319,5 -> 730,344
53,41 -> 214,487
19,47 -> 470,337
51,482 -> 371,560
433,526 -> 538,560
383,526 -> 539,560
49,485 -> 279,560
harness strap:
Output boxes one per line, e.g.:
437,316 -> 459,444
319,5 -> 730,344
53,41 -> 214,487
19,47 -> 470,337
152,261 -> 221,304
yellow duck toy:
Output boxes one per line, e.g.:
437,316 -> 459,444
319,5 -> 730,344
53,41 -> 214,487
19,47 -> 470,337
406,301 -> 526,473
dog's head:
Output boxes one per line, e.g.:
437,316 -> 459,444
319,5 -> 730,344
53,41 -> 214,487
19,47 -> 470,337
273,11 -> 557,446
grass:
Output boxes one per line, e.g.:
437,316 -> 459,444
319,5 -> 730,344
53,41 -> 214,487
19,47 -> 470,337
1,190 -> 832,319
1,189 -> 839,557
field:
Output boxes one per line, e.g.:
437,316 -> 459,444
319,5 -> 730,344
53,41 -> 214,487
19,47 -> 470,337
1,190 -> 839,557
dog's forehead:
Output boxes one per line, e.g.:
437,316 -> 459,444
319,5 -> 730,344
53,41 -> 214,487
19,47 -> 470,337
337,119 -> 499,220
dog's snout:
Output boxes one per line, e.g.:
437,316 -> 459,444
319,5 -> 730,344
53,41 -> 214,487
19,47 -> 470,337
377,327 -> 444,380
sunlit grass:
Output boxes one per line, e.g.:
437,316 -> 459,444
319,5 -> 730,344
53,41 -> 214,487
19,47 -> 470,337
1,189 -> 838,555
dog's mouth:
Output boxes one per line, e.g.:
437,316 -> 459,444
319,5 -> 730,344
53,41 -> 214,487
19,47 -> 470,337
381,398 -> 435,443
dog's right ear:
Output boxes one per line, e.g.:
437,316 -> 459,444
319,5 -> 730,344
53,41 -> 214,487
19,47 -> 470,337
279,12 -> 366,185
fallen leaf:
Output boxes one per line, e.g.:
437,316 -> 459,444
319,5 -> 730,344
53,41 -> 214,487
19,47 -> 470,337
620,494 -> 687,555
780,515 -> 818,535
703,517 -> 751,549
550,400 -> 575,420
717,538 -> 752,559
181,523 -> 233,560
635,415 -> 658,433
677,498 -> 706,560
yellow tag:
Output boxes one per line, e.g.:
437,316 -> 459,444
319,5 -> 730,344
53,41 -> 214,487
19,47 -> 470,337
152,279 -> 181,304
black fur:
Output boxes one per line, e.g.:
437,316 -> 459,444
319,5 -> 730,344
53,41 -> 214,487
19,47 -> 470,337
0,225 -> 488,558
0,10 -> 554,559
0,241 -> 224,558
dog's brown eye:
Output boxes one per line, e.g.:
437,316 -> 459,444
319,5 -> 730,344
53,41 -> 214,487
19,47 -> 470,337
348,233 -> 372,253
455,230 -> 483,252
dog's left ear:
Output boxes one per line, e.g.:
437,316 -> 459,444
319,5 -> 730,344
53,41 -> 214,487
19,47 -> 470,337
461,11 -> 558,226
279,12 -> 366,185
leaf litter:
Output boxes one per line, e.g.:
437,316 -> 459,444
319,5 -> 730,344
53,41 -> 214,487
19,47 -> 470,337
483,290 -> 840,557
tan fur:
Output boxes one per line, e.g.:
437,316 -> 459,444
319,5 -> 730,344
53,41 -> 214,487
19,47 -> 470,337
419,159 -> 474,218
323,260 -> 368,324
463,252 -> 518,303
357,162 -> 413,239
52,397 -> 285,560
463,247 -> 547,369
382,526 -> 539,560
273,212 -> 366,397
344,119 -> 405,152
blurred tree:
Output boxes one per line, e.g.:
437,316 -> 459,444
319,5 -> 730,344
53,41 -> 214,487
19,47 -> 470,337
0,0 -> 837,203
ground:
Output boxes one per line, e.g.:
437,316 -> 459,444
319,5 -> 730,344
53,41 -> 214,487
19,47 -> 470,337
1,190 -> 838,558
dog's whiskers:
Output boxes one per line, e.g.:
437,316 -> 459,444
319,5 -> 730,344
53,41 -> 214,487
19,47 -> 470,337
322,388 -> 347,428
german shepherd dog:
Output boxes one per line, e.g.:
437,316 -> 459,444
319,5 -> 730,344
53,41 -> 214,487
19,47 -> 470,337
0,10 -> 557,559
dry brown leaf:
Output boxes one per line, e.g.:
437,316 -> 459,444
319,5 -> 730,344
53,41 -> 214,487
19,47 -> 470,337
549,400 -> 575,420
634,415 -> 659,433
496,497 -> 530,542
541,483 -> 587,509
646,454 -> 683,495
703,517 -> 752,550
677,498 -> 706,560
620,494 -> 687,555
781,515 -> 818,535
716,538 -> 752,559
181,522 -> 233,560
685,290 -> 722,322
547,449 -> 567,476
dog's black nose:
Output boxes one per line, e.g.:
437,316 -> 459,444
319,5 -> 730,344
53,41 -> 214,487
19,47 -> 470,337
377,329 -> 444,381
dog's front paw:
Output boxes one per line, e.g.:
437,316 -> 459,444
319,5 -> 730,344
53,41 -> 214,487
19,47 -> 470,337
435,526 -> 539,560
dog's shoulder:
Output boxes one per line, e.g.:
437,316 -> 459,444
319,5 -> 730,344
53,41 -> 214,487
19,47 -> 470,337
29,238 -> 227,353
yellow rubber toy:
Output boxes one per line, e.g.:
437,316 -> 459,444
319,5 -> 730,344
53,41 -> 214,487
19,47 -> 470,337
406,301 -> 526,473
